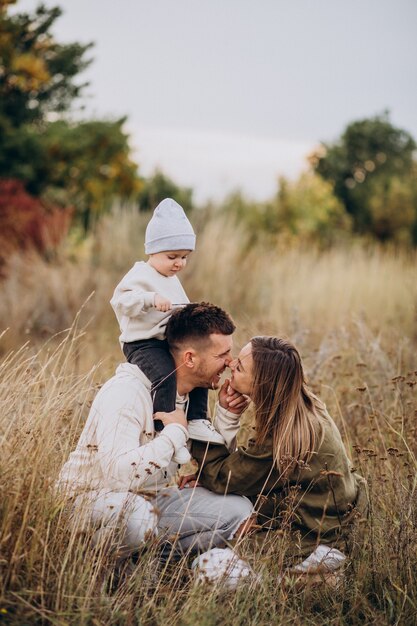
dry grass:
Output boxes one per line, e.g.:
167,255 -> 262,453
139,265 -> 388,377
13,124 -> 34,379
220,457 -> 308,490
0,209 -> 416,624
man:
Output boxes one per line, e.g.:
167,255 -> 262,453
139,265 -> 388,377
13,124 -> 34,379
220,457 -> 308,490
57,302 -> 253,560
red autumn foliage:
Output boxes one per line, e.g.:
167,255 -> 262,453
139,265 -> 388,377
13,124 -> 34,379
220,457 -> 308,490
0,179 -> 73,276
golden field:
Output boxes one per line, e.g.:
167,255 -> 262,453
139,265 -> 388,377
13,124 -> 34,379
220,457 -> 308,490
0,209 -> 416,625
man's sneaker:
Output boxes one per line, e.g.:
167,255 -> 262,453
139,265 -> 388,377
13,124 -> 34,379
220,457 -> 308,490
172,445 -> 192,465
192,547 -> 259,589
187,419 -> 226,445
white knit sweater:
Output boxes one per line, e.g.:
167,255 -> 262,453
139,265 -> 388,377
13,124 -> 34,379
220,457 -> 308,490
110,261 -> 189,343
56,363 -> 238,498
56,364 -> 189,497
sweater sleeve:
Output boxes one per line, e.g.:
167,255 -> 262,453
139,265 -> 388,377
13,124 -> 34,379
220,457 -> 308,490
212,403 -> 241,451
192,439 -> 277,497
110,265 -> 156,318
94,387 -> 187,490
110,286 -> 155,318
110,279 -> 155,317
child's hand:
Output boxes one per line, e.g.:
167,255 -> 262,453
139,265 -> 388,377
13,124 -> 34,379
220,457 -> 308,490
154,294 -> 172,312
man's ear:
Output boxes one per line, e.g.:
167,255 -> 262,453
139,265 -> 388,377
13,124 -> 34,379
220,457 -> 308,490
183,349 -> 197,368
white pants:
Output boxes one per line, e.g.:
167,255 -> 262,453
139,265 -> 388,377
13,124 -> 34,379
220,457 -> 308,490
71,486 -> 253,559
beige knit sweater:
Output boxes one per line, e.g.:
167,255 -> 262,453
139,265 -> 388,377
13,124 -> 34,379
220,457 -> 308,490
110,261 -> 189,343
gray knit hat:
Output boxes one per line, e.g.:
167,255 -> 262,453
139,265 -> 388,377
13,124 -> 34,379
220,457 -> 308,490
145,198 -> 196,254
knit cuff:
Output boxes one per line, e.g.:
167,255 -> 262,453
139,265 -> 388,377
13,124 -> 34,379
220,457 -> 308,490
213,403 -> 241,452
161,423 -> 189,452
216,403 -> 242,421
142,292 -> 156,308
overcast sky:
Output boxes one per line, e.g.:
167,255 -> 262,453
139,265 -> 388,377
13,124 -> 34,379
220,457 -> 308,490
15,0 -> 417,202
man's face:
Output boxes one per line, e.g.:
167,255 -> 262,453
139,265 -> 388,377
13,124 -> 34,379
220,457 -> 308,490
194,333 -> 233,389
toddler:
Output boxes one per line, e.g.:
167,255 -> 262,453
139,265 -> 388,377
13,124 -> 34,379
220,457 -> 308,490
110,198 -> 224,464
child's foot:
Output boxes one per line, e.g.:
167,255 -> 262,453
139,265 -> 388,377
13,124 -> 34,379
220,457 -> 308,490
188,419 -> 226,445
172,445 -> 192,465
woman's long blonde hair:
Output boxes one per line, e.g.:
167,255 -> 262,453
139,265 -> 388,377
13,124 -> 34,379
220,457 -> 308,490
251,336 -> 324,472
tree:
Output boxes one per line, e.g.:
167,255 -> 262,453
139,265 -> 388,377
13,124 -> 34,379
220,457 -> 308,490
42,118 -> 141,231
273,173 -> 351,244
0,179 -> 72,274
138,170 -> 193,214
312,113 -> 417,241
0,1 -> 140,232
222,173 -> 350,247
0,1 -> 92,128
366,168 -> 417,243
0,1 -> 92,192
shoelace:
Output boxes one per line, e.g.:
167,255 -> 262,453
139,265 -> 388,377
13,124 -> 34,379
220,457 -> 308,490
203,420 -> 218,433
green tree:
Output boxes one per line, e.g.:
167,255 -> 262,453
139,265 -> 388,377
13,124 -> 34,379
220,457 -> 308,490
312,113 -> 416,241
138,170 -> 193,214
273,173 -> 351,244
366,168 -> 417,244
42,118 -> 141,231
0,2 -> 92,126
0,1 -> 92,187
0,1 -> 140,231
222,173 -> 350,247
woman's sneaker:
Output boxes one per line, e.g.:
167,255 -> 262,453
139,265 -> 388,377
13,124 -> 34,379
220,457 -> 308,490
187,419 -> 226,445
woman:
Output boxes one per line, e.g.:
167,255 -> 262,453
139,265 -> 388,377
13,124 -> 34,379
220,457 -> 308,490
192,336 -> 368,562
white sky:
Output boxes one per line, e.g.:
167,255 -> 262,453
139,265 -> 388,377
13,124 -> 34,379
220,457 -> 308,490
14,0 -> 417,203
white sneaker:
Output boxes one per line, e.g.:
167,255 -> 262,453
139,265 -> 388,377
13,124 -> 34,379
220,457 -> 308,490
292,545 -> 346,573
172,445 -> 192,465
192,547 -> 258,589
187,419 -> 226,445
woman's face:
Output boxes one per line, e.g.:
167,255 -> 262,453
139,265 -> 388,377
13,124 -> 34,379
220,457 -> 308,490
229,342 -> 254,395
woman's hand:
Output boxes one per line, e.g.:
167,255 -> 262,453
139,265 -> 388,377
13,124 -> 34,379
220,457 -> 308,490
154,408 -> 187,428
178,473 -> 200,489
235,514 -> 259,538
219,379 -> 250,415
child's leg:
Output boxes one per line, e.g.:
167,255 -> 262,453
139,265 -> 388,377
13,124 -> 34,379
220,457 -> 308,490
188,387 -> 208,421
123,339 -> 176,431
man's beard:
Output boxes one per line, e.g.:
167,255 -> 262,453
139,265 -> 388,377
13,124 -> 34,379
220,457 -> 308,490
196,368 -> 222,390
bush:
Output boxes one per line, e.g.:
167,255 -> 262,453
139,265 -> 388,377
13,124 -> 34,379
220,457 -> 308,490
0,179 -> 73,274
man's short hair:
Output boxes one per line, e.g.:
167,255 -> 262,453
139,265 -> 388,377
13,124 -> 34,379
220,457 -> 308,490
166,302 -> 236,352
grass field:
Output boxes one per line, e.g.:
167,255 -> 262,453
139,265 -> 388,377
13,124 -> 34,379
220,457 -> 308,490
0,209 -> 416,625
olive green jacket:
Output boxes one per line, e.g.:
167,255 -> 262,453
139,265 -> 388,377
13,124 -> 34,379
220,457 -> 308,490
193,409 -> 368,554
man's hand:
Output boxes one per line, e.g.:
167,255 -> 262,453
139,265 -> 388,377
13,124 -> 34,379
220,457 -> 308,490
154,294 -> 172,312
219,379 -> 250,415
154,408 -> 187,429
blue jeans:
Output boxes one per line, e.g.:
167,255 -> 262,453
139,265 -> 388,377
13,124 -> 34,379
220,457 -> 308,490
155,486 -> 253,559
71,487 -> 253,560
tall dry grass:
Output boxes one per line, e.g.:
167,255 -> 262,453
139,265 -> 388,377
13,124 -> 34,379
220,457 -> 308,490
0,208 -> 416,624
